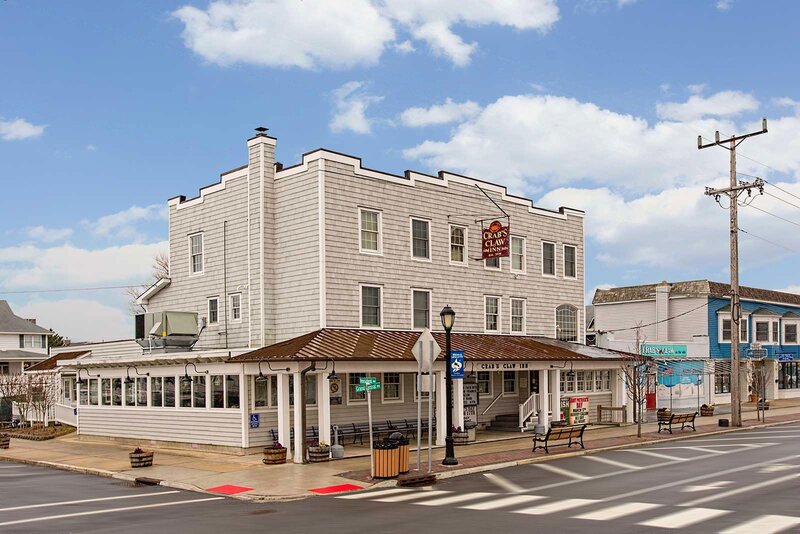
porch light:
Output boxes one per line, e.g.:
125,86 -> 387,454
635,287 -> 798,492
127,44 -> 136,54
126,365 -> 149,385
76,367 -> 99,385
182,362 -> 208,384
327,360 -> 339,381
440,305 -> 456,332
255,361 -> 269,382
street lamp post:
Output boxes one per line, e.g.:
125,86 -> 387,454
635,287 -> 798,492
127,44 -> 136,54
440,305 -> 458,466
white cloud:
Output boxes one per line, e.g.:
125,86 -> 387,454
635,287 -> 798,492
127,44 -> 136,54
25,226 -> 73,243
0,117 -> 46,141
717,0 -> 733,11
687,83 -> 708,94
15,298 -> 131,342
400,98 -> 480,127
656,90 -> 759,121
173,0 -> 395,70
86,204 -> 167,240
86,144 -> 97,151
173,0 -> 559,68
394,40 -> 416,54
329,81 -> 383,134
659,83 -> 671,95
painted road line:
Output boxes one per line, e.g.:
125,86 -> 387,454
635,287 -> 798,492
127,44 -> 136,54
0,473 -> 48,478
584,455 -> 642,470
0,491 -> 182,512
760,464 -> 800,473
534,463 -> 589,480
337,488 -> 412,500
461,495 -> 545,511
681,481 -> 732,493
627,449 -> 685,461
483,472 -> 524,493
719,514 -> 800,534
684,446 -> 725,454
415,492 -> 497,507
573,501 -> 659,521
0,497 -> 225,528
0,465 -> 26,469
372,490 -> 451,503
637,507 -> 730,529
515,498 -> 598,515
681,472 -> 800,507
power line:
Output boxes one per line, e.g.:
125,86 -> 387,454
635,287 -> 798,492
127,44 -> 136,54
744,203 -> 800,229
764,180 -> 800,204
738,226 -> 799,254
0,285 -> 140,295
763,190 -> 800,212
597,298 -> 724,334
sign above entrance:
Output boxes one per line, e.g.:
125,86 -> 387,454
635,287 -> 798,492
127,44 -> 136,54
481,220 -> 510,259
450,350 -> 465,379
479,362 -> 530,371
641,344 -> 688,357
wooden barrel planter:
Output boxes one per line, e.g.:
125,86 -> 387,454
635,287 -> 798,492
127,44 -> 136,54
129,450 -> 154,468
700,405 -> 715,417
372,442 -> 399,479
0,434 -> 10,449
307,445 -> 331,463
453,430 -> 471,446
263,447 -> 287,465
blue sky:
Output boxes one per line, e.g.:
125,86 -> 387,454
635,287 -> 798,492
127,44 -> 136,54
2,0 -> 800,341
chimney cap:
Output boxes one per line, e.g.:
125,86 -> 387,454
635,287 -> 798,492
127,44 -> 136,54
254,126 -> 269,135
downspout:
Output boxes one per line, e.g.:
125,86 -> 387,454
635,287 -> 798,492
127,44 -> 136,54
223,220 -> 228,349
298,361 -> 316,464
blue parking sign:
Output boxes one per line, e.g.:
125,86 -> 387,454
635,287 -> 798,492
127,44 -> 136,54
249,413 -> 260,429
450,350 -> 465,379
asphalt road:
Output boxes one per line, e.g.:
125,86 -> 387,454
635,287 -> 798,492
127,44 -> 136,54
3,424 -> 800,533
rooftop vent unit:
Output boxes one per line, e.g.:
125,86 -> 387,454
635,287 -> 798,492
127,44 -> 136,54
135,311 -> 200,352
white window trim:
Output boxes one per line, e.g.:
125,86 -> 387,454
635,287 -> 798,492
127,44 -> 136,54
541,240 -> 557,277
484,257 -> 502,271
718,313 -> 750,344
484,295 -> 502,333
784,320 -> 800,345
510,236 -> 526,274
449,224 -> 468,266
753,316 -> 778,345
381,373 -> 404,403
409,217 -> 432,262
502,371 -> 518,397
346,373 -> 369,405
358,207 -> 383,256
229,293 -> 242,323
251,376 -> 274,411
563,244 -> 578,279
188,232 -> 204,276
554,304 -> 580,342
510,298 -> 526,335
476,371 -> 493,398
410,288 -> 433,331
207,296 -> 220,325
359,284 -> 383,329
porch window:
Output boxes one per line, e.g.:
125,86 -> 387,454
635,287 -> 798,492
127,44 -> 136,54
348,373 -> 367,402
288,375 -> 317,406
181,378 -> 192,407
254,377 -> 269,408
88,378 -> 99,405
136,377 -> 148,406
382,373 -> 402,401
151,377 -> 163,407
164,377 -> 176,407
211,375 -> 225,408
101,379 -> 111,406
193,376 -> 206,408
595,370 -> 612,391
226,375 -> 240,409
503,371 -> 517,395
124,379 -> 135,406
773,321 -> 780,343
112,378 -> 122,406
79,382 -> 88,405
576,371 -> 592,392
477,371 -> 491,396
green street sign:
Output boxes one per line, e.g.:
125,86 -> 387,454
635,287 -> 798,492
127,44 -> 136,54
359,377 -> 379,386
354,383 -> 381,393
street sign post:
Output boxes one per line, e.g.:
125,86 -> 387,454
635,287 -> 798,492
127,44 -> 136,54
358,377 -> 381,479
412,329 -> 441,473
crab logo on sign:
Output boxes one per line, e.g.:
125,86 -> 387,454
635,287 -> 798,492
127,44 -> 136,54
482,220 -> 510,259
450,350 -> 465,379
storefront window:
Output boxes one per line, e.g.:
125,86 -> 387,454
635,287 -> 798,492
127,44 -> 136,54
715,372 -> 731,394
779,362 -> 800,390
503,371 -> 517,394
477,372 -> 491,395
349,373 -> 367,402
383,373 -> 401,401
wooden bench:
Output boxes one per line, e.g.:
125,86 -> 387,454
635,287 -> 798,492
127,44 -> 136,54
532,424 -> 587,454
657,412 -> 697,434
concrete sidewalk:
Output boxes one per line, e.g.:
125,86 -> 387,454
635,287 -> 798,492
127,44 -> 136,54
2,399 -> 799,501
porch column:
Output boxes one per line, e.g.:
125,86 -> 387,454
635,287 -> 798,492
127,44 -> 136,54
317,373 -> 332,444
277,374 -> 291,455
539,368 -> 549,429
612,368 -> 625,406
550,368 -> 561,424
435,371 -> 446,446
624,371 -> 635,423
454,378 -> 465,430
292,371 -> 304,463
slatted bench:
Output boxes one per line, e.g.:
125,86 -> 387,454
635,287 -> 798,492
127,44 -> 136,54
657,412 -> 698,434
532,424 -> 587,454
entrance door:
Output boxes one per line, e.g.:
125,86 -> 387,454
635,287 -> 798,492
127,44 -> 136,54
646,374 -> 657,410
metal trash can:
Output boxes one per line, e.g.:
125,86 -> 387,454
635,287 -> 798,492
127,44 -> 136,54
387,432 -> 410,474
373,440 -> 400,479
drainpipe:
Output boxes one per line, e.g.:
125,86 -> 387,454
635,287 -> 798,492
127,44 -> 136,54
298,361 -> 316,463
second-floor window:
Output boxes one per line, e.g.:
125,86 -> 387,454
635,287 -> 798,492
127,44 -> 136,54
412,289 -> 431,329
755,321 -> 770,343
208,297 -> 219,325
359,209 -> 381,253
411,218 -> 430,260
786,323 -> 799,344
189,233 -> 204,274
511,298 -> 525,334
564,245 -> 577,278
229,294 -> 241,322
511,236 -> 526,272
542,242 -> 556,276
450,225 -> 467,264
22,335 -> 45,348
485,296 -> 500,332
556,304 -> 578,342
720,317 -> 748,342
361,285 -> 382,328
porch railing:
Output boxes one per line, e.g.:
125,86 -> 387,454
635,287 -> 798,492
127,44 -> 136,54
54,403 -> 77,427
518,393 -> 554,430
481,392 -> 504,416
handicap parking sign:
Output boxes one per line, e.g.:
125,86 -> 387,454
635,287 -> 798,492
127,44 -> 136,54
450,350 -> 465,379
249,413 -> 260,429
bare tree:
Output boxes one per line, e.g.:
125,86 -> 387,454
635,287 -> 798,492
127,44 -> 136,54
126,251 -> 170,314
0,373 -> 24,423
27,373 -> 59,427
620,324 -> 650,438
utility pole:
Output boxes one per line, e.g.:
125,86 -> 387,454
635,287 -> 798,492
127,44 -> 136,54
699,119 -> 768,427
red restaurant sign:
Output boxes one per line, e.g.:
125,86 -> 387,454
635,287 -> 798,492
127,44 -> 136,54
481,220 -> 510,259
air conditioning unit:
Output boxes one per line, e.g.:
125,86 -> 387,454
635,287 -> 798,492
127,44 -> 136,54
135,311 -> 200,351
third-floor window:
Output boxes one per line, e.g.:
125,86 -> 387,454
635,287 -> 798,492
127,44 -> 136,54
542,241 -> 556,276
411,218 -> 430,260
189,233 -> 204,274
511,236 -> 526,272
359,208 -> 381,254
564,245 -> 577,278
450,225 -> 467,264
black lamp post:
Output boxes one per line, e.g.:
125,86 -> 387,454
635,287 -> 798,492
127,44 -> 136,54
440,305 -> 458,466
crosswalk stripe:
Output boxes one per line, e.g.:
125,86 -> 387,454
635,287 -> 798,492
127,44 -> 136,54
719,514 -> 800,534
637,507 -> 730,529
514,498 -> 597,515
483,472 -> 524,493
682,472 -> 800,507
534,463 -> 589,480
628,449 -> 685,461
337,488 -> 412,500
584,456 -> 642,470
373,490 -> 450,503
573,502 -> 659,521
415,492 -> 497,506
684,446 -> 723,454
461,495 -> 545,511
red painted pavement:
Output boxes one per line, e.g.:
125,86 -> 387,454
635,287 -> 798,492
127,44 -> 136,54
308,484 -> 363,495
206,484 -> 254,495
